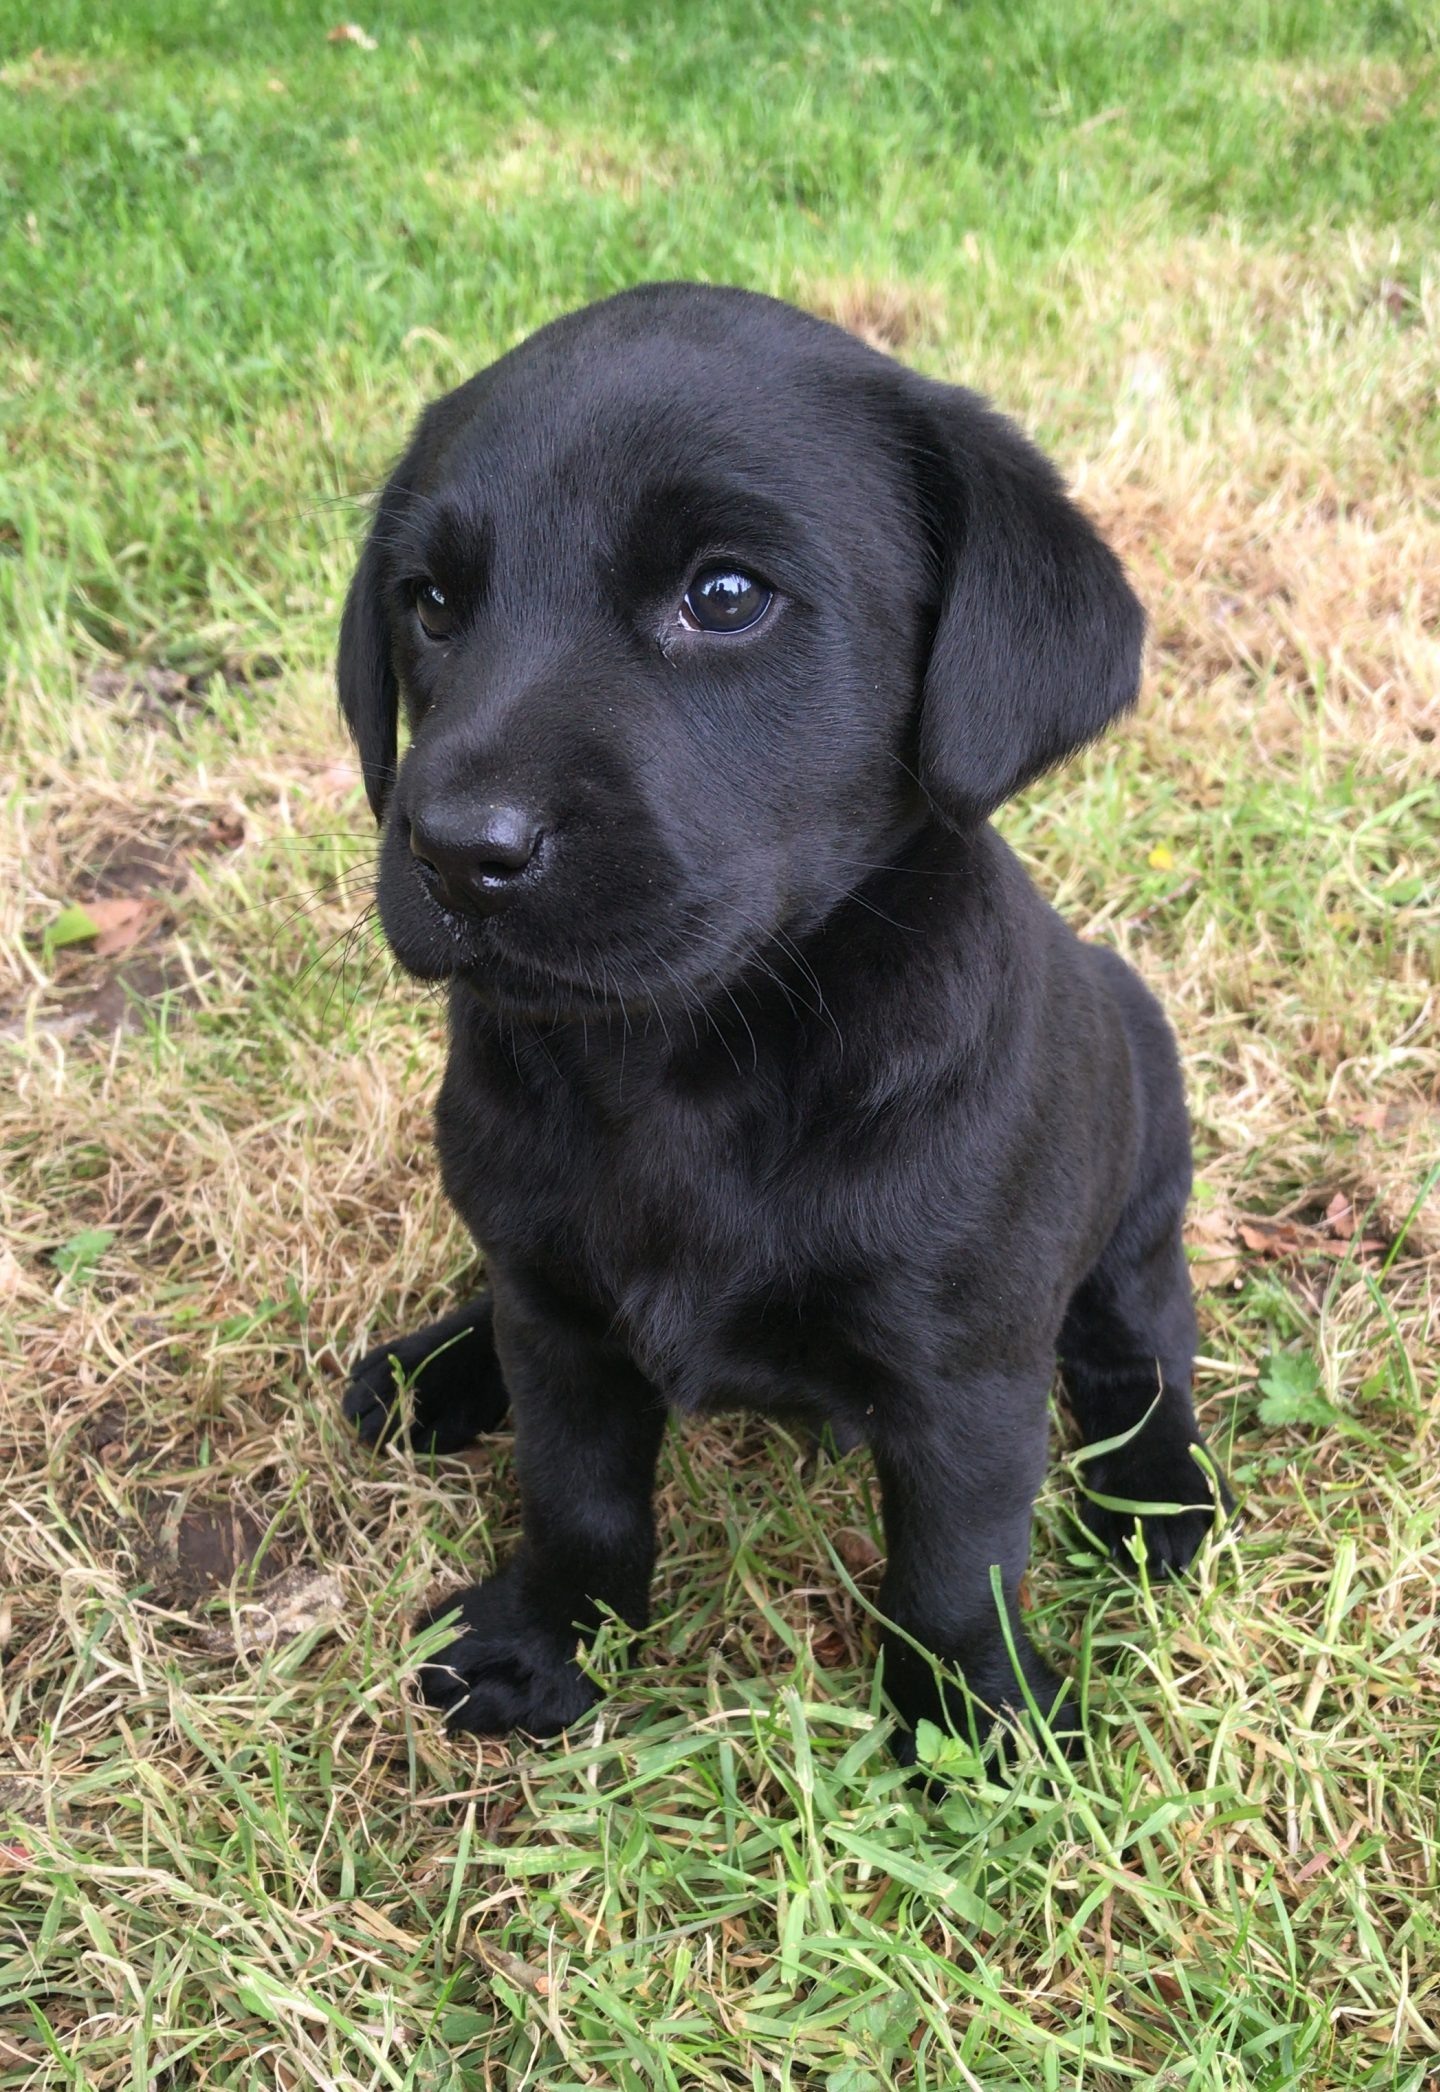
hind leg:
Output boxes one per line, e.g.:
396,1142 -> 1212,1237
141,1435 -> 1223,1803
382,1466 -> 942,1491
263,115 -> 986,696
344,1294 -> 510,1453
1059,1211 -> 1233,1578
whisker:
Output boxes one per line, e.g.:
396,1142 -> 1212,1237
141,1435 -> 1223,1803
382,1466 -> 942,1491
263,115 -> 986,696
888,750 -> 969,843
267,870 -> 379,948
843,890 -> 915,934
292,901 -> 380,1000
325,905 -> 386,1024
260,832 -> 379,851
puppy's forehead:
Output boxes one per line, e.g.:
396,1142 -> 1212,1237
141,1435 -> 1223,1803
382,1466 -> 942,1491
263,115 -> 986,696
419,303 -> 905,536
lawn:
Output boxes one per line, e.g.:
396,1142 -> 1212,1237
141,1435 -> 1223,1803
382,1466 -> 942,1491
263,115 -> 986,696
1,1 -> 1437,2086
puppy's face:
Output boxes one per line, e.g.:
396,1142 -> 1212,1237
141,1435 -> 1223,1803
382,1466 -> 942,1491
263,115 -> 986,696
341,285 -> 1143,1017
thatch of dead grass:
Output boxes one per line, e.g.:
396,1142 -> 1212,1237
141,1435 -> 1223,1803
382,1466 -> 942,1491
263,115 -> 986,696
2,8 -> 1437,2086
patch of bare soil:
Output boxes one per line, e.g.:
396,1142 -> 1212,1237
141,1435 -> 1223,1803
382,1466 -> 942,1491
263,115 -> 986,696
0,952 -> 200,1047
87,655 -> 281,730
138,1495 -> 279,1605
5,805 -> 245,1044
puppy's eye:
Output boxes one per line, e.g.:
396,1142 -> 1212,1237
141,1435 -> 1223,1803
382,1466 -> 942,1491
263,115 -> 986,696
680,566 -> 772,635
415,582 -> 456,640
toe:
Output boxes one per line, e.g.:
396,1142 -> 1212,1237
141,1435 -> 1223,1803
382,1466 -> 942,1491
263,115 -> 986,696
342,1371 -> 395,1445
412,1583 -> 598,1739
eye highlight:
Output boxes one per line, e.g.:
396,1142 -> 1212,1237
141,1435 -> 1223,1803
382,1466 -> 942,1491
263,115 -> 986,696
680,566 -> 772,635
415,581 -> 456,640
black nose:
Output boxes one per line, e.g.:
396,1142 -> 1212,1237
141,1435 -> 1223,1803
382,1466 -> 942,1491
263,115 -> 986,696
409,802 -> 546,916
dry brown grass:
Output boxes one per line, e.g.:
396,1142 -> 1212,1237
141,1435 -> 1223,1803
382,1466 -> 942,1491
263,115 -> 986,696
801,274 -> 953,353
4,408 -> 1437,2075
2,90 -> 1437,2092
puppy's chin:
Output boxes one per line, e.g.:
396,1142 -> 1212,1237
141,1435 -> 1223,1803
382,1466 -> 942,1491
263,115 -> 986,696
376,895 -> 586,1016
458,929 -> 766,1026
456,951 -> 640,1023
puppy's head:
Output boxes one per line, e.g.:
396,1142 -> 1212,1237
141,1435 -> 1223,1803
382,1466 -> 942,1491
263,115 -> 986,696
340,283 -> 1142,1016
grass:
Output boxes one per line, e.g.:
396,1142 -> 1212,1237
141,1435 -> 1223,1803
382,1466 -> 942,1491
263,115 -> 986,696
1,1 -> 1437,2085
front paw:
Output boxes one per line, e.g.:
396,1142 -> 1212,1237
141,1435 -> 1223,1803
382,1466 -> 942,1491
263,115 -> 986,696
342,1346 -> 473,1453
414,1572 -> 601,1738
343,1325 -> 508,1454
1081,1436 -> 1234,1578
882,1630 -> 1079,1772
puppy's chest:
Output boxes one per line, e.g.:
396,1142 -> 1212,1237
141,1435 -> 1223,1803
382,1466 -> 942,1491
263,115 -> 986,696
438,1046 -> 900,1420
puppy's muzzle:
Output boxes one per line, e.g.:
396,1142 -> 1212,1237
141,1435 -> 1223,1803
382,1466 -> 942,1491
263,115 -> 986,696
409,800 -> 548,918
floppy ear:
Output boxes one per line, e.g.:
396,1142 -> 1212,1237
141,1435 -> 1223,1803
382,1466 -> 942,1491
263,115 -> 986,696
909,378 -> 1145,827
337,507 -> 400,822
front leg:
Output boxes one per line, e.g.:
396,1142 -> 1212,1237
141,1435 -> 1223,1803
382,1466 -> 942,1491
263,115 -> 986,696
872,1373 -> 1076,1760
417,1273 -> 666,1738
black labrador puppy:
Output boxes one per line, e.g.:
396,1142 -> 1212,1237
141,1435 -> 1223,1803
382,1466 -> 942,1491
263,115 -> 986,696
338,282 -> 1231,1756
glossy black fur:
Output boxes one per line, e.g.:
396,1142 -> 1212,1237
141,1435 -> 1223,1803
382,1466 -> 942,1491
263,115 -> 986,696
338,283 -> 1232,1756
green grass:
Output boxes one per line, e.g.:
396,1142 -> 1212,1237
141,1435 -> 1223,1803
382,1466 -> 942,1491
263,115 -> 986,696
2,2 -> 1438,2086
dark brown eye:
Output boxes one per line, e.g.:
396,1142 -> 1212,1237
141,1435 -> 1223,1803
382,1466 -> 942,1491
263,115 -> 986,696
681,566 -> 772,634
415,582 -> 456,639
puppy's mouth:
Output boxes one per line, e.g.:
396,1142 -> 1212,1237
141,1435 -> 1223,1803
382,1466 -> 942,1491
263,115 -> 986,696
383,870 -> 757,1023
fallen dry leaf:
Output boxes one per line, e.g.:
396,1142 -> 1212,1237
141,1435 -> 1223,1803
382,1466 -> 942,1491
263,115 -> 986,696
1324,1191 -> 1355,1239
835,1528 -> 883,1578
1238,1214 -> 1386,1263
1291,1824 -> 1359,1884
470,1935 -> 553,1997
83,895 -> 161,958
1238,1217 -> 1309,1258
327,22 -> 377,48
1186,1205 -> 1243,1287
810,1626 -> 849,1668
